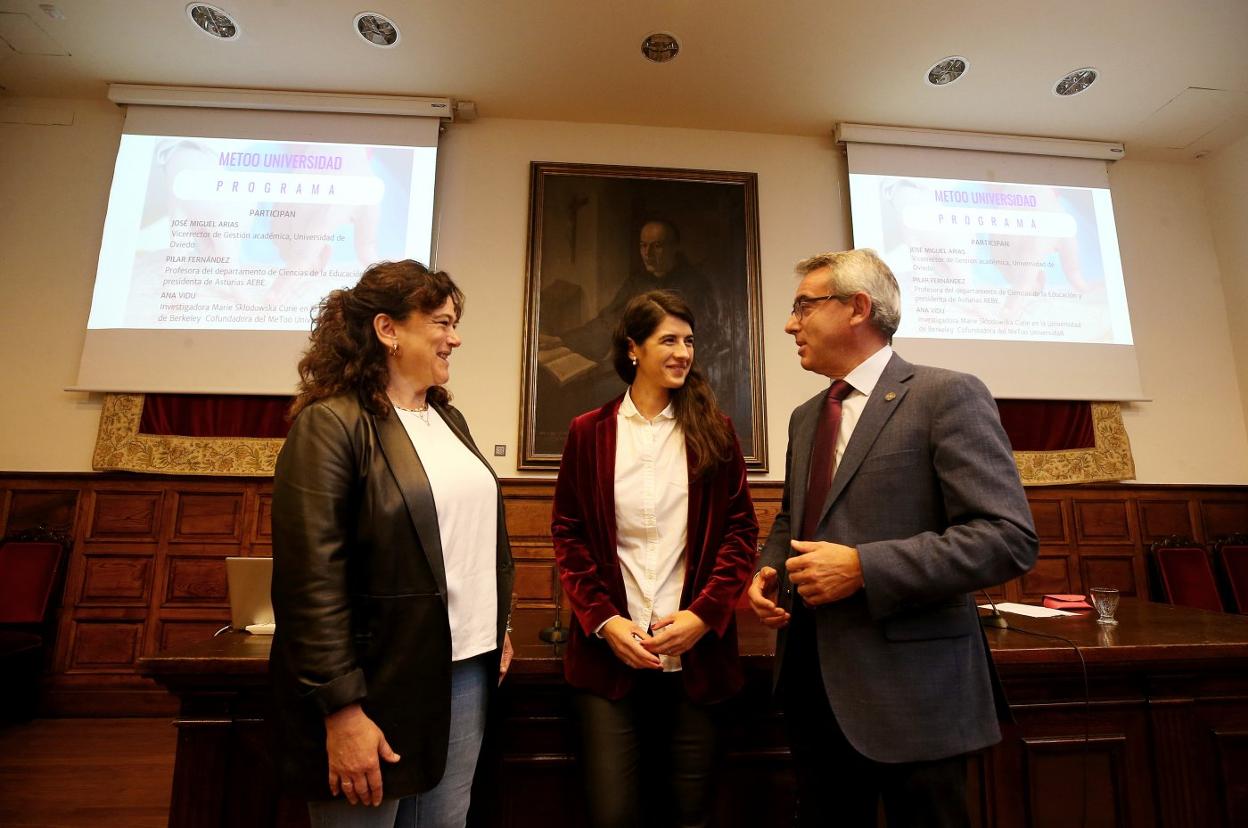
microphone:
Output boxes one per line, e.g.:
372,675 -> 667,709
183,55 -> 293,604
978,589 -> 1009,630
539,593 -> 570,644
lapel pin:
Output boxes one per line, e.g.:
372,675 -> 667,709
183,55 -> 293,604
884,391 -> 897,401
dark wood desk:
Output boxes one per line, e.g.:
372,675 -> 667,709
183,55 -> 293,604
141,601 -> 1248,828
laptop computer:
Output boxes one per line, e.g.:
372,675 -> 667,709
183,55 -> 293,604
226,556 -> 275,632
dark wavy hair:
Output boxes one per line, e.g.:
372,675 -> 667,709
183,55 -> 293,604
290,260 -> 464,419
612,290 -> 734,479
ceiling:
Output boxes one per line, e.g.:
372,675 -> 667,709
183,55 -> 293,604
2,1 -> 1246,159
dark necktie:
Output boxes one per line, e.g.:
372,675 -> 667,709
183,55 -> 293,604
801,379 -> 854,540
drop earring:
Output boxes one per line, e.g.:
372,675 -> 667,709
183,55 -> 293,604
390,341 -> 400,357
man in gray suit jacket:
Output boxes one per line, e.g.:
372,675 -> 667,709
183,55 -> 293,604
748,249 -> 1037,827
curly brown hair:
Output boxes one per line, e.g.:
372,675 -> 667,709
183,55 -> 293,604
290,260 -> 464,419
612,290 -> 734,479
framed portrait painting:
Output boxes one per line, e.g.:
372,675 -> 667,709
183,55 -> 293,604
519,162 -> 767,470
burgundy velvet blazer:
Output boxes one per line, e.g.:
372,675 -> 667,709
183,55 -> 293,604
551,396 -> 759,704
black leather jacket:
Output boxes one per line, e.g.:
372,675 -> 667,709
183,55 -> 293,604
270,393 -> 514,799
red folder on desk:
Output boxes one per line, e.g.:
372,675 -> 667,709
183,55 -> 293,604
1043,593 -> 1093,610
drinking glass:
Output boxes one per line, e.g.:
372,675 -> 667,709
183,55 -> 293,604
1089,587 -> 1120,626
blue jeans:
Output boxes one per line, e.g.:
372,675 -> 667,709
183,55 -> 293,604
308,653 -> 491,828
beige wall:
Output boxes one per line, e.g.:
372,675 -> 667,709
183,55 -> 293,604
0,99 -> 123,472
1,97 -> 1246,482
1200,132 -> 1248,439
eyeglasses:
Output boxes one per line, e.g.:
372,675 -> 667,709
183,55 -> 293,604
789,294 -> 847,320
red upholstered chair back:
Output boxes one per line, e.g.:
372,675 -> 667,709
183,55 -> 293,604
0,542 -> 63,624
1155,545 -> 1224,613
1219,545 -> 1248,615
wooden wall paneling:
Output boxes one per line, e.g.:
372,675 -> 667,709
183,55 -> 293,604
500,484 -> 556,540
87,489 -> 164,541
4,487 -> 79,534
1078,550 -> 1144,597
157,618 -> 230,653
982,580 -> 1009,602
1201,499 -> 1248,541
163,556 -> 229,605
513,553 -> 557,607
250,489 -> 274,553
170,490 -> 246,544
1018,552 -> 1075,599
1137,498 -> 1200,544
1072,497 -> 1137,546
67,619 -> 144,673
1028,497 -> 1070,545
501,482 -> 558,609
79,554 -> 154,605
2,474 -> 1245,716
149,555 -> 227,659
247,485 -> 273,557
235,487 -> 258,555
748,481 -> 783,540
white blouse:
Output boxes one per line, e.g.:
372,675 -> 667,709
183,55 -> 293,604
612,390 -> 688,671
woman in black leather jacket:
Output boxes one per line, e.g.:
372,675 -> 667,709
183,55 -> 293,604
270,260 -> 514,827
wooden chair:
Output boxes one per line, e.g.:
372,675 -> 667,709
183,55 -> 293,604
1151,539 -> 1224,613
1214,535 -> 1248,614
0,540 -> 66,719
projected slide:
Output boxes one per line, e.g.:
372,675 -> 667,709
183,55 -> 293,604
89,134 -> 437,330
849,174 -> 1133,345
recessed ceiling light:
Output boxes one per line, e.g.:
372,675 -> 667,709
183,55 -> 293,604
354,12 -> 400,48
185,4 -> 238,40
641,32 -> 680,63
926,56 -> 969,87
1054,67 -> 1098,97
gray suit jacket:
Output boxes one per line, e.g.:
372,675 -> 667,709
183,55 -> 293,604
761,352 -> 1037,763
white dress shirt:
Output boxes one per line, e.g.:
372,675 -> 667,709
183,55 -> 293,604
395,406 -> 499,662
834,345 -> 894,466
610,389 -> 689,671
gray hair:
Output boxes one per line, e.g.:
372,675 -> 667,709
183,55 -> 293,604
794,248 -> 901,340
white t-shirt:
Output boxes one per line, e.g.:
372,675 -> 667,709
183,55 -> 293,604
394,406 -> 499,661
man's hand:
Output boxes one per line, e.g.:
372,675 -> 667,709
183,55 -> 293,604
601,616 -> 662,669
644,610 -> 709,657
785,540 -> 864,606
747,567 -> 791,629
324,703 -> 401,806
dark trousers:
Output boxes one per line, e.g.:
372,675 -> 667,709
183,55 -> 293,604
574,671 -> 717,828
780,606 -> 970,828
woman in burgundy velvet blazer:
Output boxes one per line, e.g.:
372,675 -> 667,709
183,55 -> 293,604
552,400 -> 759,701
551,290 -> 758,828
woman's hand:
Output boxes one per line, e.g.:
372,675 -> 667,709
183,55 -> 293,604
324,703 -> 401,805
601,616 -> 662,670
498,632 -> 514,685
643,610 -> 710,657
